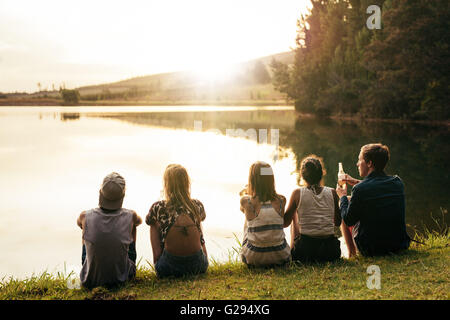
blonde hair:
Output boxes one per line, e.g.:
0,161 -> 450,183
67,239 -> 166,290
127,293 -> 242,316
163,164 -> 200,219
247,161 -> 281,202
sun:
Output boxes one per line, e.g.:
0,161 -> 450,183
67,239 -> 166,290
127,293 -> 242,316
189,61 -> 240,84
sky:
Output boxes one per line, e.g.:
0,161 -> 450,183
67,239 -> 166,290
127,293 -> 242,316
0,0 -> 311,93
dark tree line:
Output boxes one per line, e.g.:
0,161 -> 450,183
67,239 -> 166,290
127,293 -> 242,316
60,89 -> 80,105
271,0 -> 450,120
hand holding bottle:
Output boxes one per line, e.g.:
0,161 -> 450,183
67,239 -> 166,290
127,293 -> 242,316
338,162 -> 361,186
341,174 -> 361,186
336,182 -> 348,198
338,163 -> 346,187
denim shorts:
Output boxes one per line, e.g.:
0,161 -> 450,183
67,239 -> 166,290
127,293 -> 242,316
155,249 -> 208,278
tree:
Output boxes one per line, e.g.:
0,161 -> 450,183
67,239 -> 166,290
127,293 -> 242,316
270,0 -> 448,120
60,89 -> 80,105
252,60 -> 271,84
363,0 -> 450,119
270,58 -> 293,100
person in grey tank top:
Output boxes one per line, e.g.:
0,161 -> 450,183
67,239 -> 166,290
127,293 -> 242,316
76,172 -> 142,289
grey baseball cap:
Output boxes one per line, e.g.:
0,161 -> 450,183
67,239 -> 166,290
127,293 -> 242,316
98,172 -> 126,210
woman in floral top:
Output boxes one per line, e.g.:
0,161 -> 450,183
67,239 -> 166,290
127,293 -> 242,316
146,164 -> 208,278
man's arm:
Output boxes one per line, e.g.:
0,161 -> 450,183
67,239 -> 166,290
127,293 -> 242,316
336,184 -> 359,257
339,187 -> 363,227
341,220 -> 357,257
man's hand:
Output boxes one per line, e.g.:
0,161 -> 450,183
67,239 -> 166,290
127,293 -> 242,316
336,183 -> 347,198
342,174 -> 361,186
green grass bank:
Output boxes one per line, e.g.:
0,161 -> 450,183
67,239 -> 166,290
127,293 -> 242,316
1,233 -> 448,300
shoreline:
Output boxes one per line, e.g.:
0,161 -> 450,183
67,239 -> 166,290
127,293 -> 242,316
1,100 -> 449,126
0,99 -> 291,107
1,233 -> 448,300
328,114 -> 450,127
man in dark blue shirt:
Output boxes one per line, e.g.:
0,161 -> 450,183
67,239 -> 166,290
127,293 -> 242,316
336,143 -> 410,256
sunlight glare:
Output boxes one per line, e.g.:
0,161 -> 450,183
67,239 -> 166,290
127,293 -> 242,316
189,61 -> 240,84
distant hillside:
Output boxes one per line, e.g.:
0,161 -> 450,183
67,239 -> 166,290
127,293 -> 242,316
2,51 -> 294,105
75,51 -> 294,103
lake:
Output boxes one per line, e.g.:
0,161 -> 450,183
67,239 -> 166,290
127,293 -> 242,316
0,106 -> 448,279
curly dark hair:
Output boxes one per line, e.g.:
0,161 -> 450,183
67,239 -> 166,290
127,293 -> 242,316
299,155 -> 326,186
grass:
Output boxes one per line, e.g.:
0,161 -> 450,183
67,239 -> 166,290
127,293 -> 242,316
1,232 -> 448,300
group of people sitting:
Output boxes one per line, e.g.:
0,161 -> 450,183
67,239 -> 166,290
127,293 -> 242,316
77,143 -> 411,289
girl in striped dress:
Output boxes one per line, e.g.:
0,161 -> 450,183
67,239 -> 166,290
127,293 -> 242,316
239,161 -> 291,267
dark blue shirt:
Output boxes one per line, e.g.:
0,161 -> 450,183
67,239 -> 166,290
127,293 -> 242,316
340,171 -> 410,256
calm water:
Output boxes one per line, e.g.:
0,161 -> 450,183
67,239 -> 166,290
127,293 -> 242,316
0,106 -> 448,279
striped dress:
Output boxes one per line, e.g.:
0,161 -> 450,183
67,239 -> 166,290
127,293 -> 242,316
240,200 -> 291,266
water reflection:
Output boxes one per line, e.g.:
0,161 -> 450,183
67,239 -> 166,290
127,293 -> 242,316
0,106 -> 448,279
80,109 -> 450,234
284,117 -> 450,234
0,107 -> 299,278
60,113 -> 80,121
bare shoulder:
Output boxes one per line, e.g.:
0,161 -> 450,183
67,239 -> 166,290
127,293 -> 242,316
240,195 -> 257,220
240,195 -> 257,214
150,200 -> 165,212
77,211 -> 87,228
291,188 -> 300,200
79,211 -> 87,219
129,210 -> 142,224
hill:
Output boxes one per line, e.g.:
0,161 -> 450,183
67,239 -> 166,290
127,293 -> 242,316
76,51 -> 294,104
0,51 -> 294,106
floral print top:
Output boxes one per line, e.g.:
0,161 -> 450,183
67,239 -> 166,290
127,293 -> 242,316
146,199 -> 206,250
